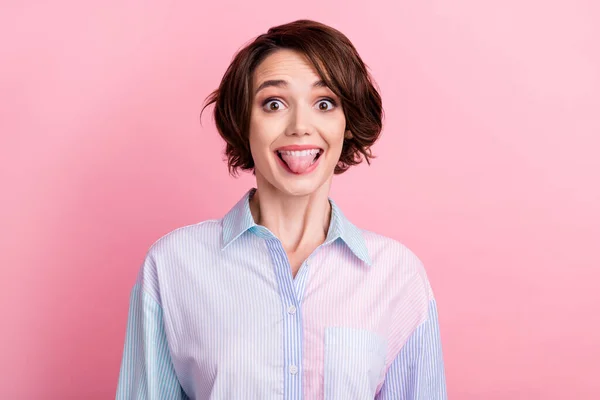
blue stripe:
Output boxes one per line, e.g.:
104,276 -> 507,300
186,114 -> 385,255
375,298 -> 448,400
266,238 -> 304,399
324,327 -> 388,398
116,284 -> 187,399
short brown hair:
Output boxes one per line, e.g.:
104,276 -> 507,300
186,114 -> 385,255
201,19 -> 384,176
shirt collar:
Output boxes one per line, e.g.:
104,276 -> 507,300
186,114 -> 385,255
221,188 -> 372,267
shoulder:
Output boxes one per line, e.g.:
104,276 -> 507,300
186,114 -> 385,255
361,229 -> 434,300
147,219 -> 222,258
133,219 -> 222,302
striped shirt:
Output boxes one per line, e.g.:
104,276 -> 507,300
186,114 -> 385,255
116,188 -> 447,399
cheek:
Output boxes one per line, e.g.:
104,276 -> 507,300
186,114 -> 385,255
249,112 -> 266,142
248,118 -> 276,166
325,115 -> 347,145
250,111 -> 277,139
250,115 -> 288,150
325,125 -> 347,151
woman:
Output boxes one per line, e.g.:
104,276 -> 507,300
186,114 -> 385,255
117,19 -> 447,400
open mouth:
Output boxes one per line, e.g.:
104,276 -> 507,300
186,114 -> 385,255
275,148 -> 324,174
276,149 -> 323,164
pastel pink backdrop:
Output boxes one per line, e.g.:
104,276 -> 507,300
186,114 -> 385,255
1,1 -> 599,398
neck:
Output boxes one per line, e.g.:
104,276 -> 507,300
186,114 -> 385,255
249,177 -> 333,254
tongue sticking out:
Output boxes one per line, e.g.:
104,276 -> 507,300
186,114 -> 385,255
280,152 -> 318,174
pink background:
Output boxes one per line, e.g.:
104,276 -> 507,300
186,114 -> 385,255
2,1 -> 599,398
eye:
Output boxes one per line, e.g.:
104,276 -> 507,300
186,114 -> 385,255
262,99 -> 285,112
315,98 -> 337,111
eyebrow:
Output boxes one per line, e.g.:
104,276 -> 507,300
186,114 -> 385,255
254,79 -> 328,96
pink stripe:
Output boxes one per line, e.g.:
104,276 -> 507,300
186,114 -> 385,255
302,233 -> 433,398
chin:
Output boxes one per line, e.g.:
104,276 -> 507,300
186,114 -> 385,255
274,179 -> 326,197
261,168 -> 333,198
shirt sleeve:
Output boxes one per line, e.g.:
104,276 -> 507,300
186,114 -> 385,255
116,283 -> 188,400
375,298 -> 448,400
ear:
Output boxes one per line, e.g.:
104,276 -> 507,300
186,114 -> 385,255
344,130 -> 353,139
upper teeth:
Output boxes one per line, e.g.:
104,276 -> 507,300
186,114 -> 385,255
277,149 -> 320,156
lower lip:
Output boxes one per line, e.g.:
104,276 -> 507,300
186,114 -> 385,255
275,152 -> 323,175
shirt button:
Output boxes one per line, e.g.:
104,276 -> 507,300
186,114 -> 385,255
289,365 -> 298,375
287,305 -> 297,315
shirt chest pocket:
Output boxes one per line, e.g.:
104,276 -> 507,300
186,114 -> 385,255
323,327 -> 388,400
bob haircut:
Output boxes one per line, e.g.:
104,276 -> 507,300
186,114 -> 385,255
201,19 -> 384,176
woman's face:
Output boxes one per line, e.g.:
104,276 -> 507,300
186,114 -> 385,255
249,49 -> 348,197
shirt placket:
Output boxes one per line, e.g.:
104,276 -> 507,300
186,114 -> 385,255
265,239 -> 309,400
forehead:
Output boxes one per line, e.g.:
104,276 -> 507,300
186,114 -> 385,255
253,49 -> 321,85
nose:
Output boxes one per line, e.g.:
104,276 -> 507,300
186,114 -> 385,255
284,104 -> 315,136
